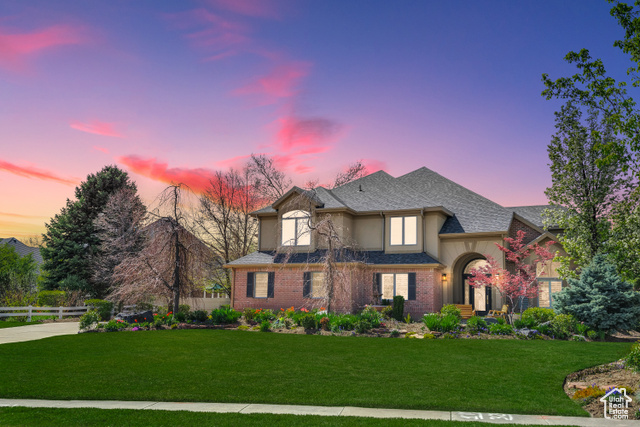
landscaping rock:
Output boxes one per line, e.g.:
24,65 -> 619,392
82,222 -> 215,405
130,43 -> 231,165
516,328 -> 535,338
115,310 -> 153,324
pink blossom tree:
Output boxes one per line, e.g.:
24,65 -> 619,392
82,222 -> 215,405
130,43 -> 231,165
468,230 -> 556,324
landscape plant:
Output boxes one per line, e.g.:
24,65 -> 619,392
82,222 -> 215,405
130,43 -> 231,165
84,299 -> 113,321
466,316 -> 487,334
79,310 -> 101,331
521,307 -> 556,325
440,304 -> 461,319
391,295 -> 404,321
550,314 -> 576,340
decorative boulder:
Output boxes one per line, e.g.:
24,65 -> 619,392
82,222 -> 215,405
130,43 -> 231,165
115,310 -> 153,324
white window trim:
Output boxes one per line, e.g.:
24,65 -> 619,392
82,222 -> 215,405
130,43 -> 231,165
281,211 -> 311,246
381,273 -> 410,300
389,216 -> 417,246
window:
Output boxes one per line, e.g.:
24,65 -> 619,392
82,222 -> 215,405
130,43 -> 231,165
537,278 -> 563,308
376,273 -> 416,300
303,272 -> 326,299
246,272 -> 274,298
281,210 -> 311,246
390,216 -> 417,245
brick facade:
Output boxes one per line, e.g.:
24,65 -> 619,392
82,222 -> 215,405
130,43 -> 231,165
232,265 -> 441,318
508,218 -> 541,245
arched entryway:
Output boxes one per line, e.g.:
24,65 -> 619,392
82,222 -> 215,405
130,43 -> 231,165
452,253 -> 492,316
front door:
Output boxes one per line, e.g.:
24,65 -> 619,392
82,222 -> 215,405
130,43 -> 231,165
463,273 -> 491,316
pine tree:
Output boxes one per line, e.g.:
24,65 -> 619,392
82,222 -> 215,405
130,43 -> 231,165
41,165 -> 138,297
553,254 -> 640,331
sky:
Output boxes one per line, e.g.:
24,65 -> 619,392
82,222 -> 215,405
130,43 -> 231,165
0,0 -> 632,238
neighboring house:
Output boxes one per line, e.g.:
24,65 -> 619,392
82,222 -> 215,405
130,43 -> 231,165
226,167 -> 566,318
0,237 -> 44,270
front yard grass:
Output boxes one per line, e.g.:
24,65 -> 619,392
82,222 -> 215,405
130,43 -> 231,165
0,330 -> 629,416
0,321 -> 33,329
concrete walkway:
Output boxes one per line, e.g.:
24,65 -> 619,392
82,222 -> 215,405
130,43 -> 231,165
1,398 -> 640,426
0,322 -> 79,344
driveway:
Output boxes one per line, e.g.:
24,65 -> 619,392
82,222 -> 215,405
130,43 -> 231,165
0,322 -> 79,344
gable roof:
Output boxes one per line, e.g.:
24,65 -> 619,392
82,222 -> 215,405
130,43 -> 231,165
0,237 -> 43,265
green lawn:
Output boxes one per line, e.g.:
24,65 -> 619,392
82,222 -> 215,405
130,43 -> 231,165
0,407 -> 548,427
0,330 -> 629,416
0,321 -> 34,329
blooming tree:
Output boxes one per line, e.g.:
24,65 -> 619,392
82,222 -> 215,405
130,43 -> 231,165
468,230 -> 556,324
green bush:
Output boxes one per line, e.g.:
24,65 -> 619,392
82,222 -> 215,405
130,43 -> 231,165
423,313 -> 441,331
587,329 -> 599,340
550,313 -> 576,339
79,309 -> 101,330
300,314 -> 317,330
210,305 -> 242,324
37,291 -> 66,307
58,275 -> 89,294
381,306 -> 393,319
174,311 -> 187,322
188,310 -> 208,323
489,323 -> 513,335
243,308 -> 256,321
575,322 -> 589,336
466,316 -> 488,334
536,324 -> 551,336
390,329 -> 400,337
441,304 -> 462,320
521,307 -> 556,325
105,319 -> 128,332
328,313 -> 357,332
84,299 -> 113,321
355,319 -> 373,333
359,306 -> 382,327
259,320 -> 270,332
439,314 -> 460,333
178,304 -> 190,314
554,254 -> 640,331
391,295 -> 404,321
254,309 -> 276,324
513,318 -> 537,329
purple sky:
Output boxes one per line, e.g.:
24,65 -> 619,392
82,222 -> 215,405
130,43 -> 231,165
0,0 -> 628,237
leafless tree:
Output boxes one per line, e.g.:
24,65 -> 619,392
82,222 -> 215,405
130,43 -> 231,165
110,184 -> 212,313
17,235 -> 44,248
92,188 -> 147,298
332,160 -> 367,188
195,167 -> 260,295
247,154 -> 291,203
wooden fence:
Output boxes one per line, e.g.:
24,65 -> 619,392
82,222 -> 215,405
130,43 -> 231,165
0,306 -> 90,322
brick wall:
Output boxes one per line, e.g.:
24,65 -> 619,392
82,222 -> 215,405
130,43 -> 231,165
508,218 -> 541,245
232,265 -> 440,318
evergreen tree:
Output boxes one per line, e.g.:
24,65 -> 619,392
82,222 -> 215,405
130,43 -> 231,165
553,254 -> 640,332
41,165 -> 138,297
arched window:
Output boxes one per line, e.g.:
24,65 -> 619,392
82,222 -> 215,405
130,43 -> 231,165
281,210 -> 311,246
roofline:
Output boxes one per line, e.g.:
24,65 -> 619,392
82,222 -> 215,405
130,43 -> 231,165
368,263 -> 444,269
439,231 -> 508,239
525,231 -> 558,248
510,213 -> 545,235
271,186 -> 323,210
226,262 -> 444,269
255,206 -> 453,217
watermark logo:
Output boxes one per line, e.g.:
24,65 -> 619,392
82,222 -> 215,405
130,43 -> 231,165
600,387 -> 632,420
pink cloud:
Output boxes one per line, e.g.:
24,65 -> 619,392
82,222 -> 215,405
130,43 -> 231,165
93,146 -> 109,154
0,25 -> 86,71
209,0 -> 282,19
362,159 -> 387,174
215,153 -> 254,169
118,155 -> 218,194
275,115 -> 341,151
234,61 -> 311,104
70,120 -> 124,138
0,159 -> 78,185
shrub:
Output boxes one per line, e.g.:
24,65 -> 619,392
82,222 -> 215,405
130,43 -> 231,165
391,295 -> 404,321
587,329 -> 599,340
575,322 -> 589,336
626,342 -> 640,372
554,254 -> 640,331
355,319 -> 372,333
300,314 -> 317,330
423,313 -> 441,331
37,291 -> 66,307
521,307 -> 555,325
153,316 -> 164,329
58,275 -> 89,294
79,309 -> 101,330
178,304 -> 190,314
243,308 -> 256,321
254,308 -> 276,324
328,313 -> 357,332
489,323 -> 513,335
360,306 -> 382,327
319,316 -> 330,331
573,385 -> 605,401
188,310 -> 208,323
466,316 -> 487,334
551,313 -> 576,339
260,320 -> 270,332
210,306 -> 242,324
441,304 -> 462,320
381,306 -> 393,319
84,299 -> 113,321
237,325 -> 250,331
174,311 -> 187,323
513,317 -> 537,329
439,314 -> 460,333
105,319 -> 128,332
537,324 -> 551,336
423,333 -> 436,339
390,329 -> 400,337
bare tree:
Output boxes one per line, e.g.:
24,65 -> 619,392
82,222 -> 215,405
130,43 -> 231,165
17,235 -> 44,248
247,154 -> 291,203
92,188 -> 147,298
110,184 -> 212,313
332,160 -> 367,188
195,168 -> 260,295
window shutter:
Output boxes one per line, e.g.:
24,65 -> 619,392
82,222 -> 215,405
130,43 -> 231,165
303,272 -> 311,298
374,273 -> 381,297
267,272 -> 275,298
246,272 -> 254,298
408,273 -> 416,300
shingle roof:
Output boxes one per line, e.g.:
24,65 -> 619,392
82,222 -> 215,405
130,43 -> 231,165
229,249 -> 441,266
0,237 -> 43,265
506,205 -> 560,229
226,251 -> 275,265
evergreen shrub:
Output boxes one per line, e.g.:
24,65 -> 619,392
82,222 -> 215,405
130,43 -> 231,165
391,295 -> 404,321
84,299 -> 113,321
37,291 -> 66,307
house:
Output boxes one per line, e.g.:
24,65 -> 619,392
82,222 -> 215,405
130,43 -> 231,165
226,167 -> 566,318
0,237 -> 44,269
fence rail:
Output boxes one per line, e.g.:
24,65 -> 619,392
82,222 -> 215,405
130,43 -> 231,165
0,306 -> 90,322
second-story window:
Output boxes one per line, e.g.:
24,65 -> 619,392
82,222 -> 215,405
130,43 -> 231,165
390,216 -> 417,245
281,210 -> 311,246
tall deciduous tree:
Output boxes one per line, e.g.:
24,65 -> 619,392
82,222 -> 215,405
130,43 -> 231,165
468,230 -> 556,324
110,185 -> 212,313
41,165 -> 138,297
247,154 -> 291,203
0,243 -> 38,304
195,168 -> 260,295
92,188 -> 147,298
543,103 -> 631,277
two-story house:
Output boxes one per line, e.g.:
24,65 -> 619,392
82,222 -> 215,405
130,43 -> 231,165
226,167 -> 566,318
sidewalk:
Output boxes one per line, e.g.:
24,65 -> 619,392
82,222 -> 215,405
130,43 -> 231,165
0,322 -> 79,344
1,398 -> 640,426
